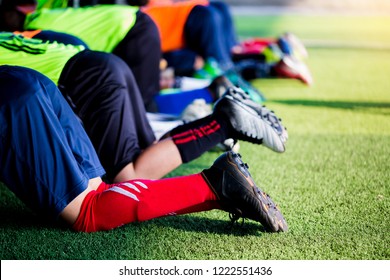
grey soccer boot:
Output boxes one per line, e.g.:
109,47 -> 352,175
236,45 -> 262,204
213,86 -> 288,153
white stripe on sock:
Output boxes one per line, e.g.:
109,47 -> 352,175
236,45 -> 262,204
133,181 -> 149,189
121,182 -> 141,193
109,186 -> 139,202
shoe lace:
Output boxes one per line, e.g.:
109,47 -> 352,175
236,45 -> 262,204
261,107 -> 282,130
260,106 -> 288,143
229,87 -> 286,139
255,188 -> 281,213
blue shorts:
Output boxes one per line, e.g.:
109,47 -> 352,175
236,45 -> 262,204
0,66 -> 105,219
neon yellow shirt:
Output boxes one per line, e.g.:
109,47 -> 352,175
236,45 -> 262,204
25,5 -> 139,52
36,0 -> 69,10
0,33 -> 85,84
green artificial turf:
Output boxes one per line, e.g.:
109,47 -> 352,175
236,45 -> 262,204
1,14 -> 389,260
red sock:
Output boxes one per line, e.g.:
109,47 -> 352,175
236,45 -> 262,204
72,173 -> 218,232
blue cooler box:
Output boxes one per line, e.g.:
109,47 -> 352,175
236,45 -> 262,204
154,88 -> 213,116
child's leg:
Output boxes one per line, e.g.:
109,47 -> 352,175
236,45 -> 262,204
73,173 -> 218,232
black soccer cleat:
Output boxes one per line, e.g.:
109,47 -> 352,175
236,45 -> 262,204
207,75 -> 234,101
202,151 -> 288,232
213,87 -> 288,153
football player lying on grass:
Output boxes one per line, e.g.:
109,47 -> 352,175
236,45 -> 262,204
0,65 -> 288,233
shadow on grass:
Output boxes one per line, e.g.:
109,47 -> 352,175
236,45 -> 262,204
0,206 -> 66,231
0,206 -> 267,236
274,99 -> 390,113
0,181 -> 267,236
141,214 -> 268,237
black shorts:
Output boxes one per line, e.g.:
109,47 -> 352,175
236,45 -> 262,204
59,50 -> 156,181
113,11 -> 161,112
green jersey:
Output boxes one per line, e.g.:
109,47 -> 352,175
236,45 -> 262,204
0,33 -> 85,84
25,5 -> 139,52
36,0 -> 69,10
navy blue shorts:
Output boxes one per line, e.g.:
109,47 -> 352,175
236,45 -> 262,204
0,66 -> 105,219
